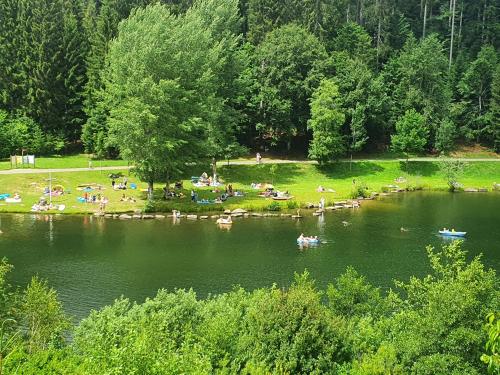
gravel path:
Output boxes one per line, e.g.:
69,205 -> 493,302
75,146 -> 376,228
0,157 -> 498,175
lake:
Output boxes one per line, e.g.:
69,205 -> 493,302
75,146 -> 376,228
0,192 -> 499,320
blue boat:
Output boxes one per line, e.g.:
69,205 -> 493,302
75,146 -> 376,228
439,230 -> 466,237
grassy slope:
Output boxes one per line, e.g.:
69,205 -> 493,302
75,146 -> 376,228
0,161 -> 498,214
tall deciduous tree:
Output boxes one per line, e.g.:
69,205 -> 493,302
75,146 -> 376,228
105,3 -> 233,198
308,79 -> 345,163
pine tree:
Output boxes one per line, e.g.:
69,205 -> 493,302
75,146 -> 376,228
0,0 -> 21,110
457,45 -> 497,144
489,64 -> 500,152
82,0 -> 149,155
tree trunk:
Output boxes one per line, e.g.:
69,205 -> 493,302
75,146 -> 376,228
422,0 -> 427,38
212,158 -> 217,181
481,0 -> 487,43
148,181 -> 154,200
164,171 -> 170,200
449,0 -> 453,27
477,94 -> 483,143
359,0 -> 364,25
449,0 -> 456,71
458,1 -> 463,50
350,152 -> 353,171
347,3 -> 350,22
376,0 -> 382,67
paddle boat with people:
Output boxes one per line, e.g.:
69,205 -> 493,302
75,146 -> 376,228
439,228 -> 467,237
297,233 -> 320,245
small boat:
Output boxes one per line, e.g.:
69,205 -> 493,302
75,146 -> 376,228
216,216 -> 233,225
439,230 -> 466,237
297,237 -> 320,244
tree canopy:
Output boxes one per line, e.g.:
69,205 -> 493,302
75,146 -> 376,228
0,0 -> 498,160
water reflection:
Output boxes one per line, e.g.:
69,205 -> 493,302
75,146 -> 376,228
0,192 -> 498,320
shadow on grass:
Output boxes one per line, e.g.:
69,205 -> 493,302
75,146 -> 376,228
402,161 -> 440,176
218,164 -> 302,186
316,162 -> 385,179
141,164 -> 303,213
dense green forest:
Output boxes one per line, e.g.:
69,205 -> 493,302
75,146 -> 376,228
0,0 -> 498,163
0,241 -> 498,374
0,0 -> 500,182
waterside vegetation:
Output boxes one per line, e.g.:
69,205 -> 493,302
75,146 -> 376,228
0,241 -> 497,374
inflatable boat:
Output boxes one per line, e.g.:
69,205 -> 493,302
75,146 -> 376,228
439,230 -> 466,237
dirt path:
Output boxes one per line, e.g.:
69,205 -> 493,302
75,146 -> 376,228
0,157 -> 498,175
0,166 -> 131,175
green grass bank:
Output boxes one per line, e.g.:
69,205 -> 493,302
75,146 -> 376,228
0,160 -> 499,215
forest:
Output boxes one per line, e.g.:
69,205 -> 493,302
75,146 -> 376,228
0,0 -> 498,167
0,241 -> 498,374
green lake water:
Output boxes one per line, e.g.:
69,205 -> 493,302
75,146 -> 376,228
0,192 -> 499,320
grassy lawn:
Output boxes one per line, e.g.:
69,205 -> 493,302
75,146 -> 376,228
177,160 -> 499,212
0,169 -> 145,214
0,154 -> 128,170
0,161 -> 498,214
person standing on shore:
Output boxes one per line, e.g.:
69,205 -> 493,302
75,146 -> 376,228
256,152 -> 262,164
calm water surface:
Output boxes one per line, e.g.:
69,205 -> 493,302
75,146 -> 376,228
0,192 -> 499,319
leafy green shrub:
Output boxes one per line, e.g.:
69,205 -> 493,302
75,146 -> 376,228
266,201 -> 282,211
481,312 -> 500,373
381,186 -> 390,193
286,200 -> 299,209
350,182 -> 369,199
0,110 -> 67,157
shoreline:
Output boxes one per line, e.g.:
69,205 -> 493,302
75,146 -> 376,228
0,189 -> 498,219
1,161 -> 498,216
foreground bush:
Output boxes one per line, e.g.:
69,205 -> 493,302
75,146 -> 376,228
1,241 -> 499,374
